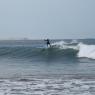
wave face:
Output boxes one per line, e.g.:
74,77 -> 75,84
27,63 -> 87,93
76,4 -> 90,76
0,40 -> 95,59
0,46 -> 78,60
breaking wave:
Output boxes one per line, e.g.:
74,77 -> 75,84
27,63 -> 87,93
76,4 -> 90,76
52,41 -> 95,59
0,40 -> 95,59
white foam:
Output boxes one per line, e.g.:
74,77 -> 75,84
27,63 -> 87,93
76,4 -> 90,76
52,41 -> 79,50
71,39 -> 78,44
0,78 -> 94,95
52,41 -> 66,47
78,43 -> 95,59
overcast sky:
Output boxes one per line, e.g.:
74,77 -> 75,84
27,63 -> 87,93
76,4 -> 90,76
0,0 -> 95,39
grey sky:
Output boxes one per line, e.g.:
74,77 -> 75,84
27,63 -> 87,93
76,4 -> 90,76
0,0 -> 95,39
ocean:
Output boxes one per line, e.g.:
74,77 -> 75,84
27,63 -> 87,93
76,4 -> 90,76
0,39 -> 95,95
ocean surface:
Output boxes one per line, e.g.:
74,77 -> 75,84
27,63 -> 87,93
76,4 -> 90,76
0,39 -> 95,95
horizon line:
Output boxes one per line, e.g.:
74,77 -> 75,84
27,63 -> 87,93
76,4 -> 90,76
0,38 -> 94,40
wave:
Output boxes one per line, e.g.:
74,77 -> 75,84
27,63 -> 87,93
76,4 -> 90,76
0,40 -> 95,59
51,41 -> 95,59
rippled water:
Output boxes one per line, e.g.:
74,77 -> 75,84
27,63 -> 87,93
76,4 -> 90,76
0,39 -> 95,95
0,75 -> 95,95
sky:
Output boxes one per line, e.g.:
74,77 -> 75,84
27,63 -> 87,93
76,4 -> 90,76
0,0 -> 95,39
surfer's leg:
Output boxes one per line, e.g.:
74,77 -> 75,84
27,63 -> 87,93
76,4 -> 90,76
46,44 -> 49,47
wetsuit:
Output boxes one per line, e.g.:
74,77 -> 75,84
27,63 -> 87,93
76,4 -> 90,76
44,39 -> 51,47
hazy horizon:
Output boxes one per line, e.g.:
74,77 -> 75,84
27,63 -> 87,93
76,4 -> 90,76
0,0 -> 95,39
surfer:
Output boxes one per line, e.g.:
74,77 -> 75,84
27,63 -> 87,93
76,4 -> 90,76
44,39 -> 51,47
